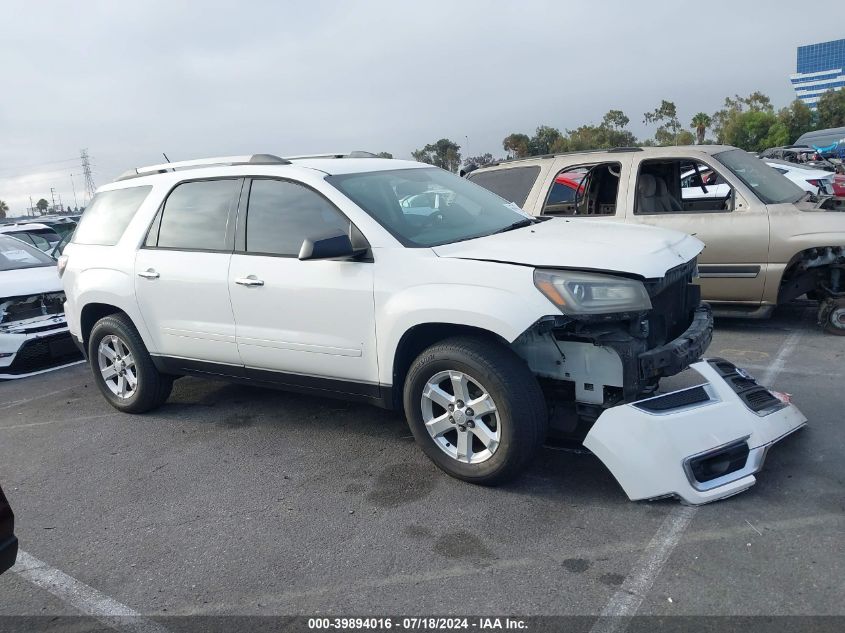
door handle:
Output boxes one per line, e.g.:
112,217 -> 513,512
234,276 -> 264,287
137,269 -> 160,279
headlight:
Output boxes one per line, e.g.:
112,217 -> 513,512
533,270 -> 652,315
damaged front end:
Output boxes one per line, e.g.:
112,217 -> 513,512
511,259 -> 806,504
583,359 -> 806,505
513,259 -> 711,419
0,292 -> 80,379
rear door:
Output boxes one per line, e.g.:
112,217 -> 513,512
134,178 -> 242,366
228,177 -> 378,392
532,155 -> 633,221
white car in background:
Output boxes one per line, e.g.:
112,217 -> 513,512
0,222 -> 62,253
0,234 -> 81,379
681,160 -> 834,199
764,160 -> 835,196
681,166 -> 730,199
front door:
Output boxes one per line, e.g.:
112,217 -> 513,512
228,178 -> 378,393
627,157 -> 770,304
134,178 -> 242,366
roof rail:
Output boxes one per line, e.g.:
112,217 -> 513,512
285,151 -> 378,160
114,154 -> 291,182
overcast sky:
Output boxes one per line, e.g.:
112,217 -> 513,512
1,0 -> 842,215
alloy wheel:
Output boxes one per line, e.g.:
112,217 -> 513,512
420,370 -> 501,464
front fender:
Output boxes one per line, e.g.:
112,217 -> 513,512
375,262 -> 554,386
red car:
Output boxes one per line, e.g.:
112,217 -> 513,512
833,173 -> 845,197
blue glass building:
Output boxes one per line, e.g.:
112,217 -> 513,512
790,39 -> 845,108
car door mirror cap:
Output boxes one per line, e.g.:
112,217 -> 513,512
298,232 -> 363,261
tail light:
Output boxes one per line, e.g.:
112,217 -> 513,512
806,179 -> 820,188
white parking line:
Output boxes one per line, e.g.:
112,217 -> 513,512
11,550 -> 171,633
589,330 -> 803,633
0,382 -> 87,412
0,412 -> 118,432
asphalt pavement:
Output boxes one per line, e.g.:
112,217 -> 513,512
0,303 -> 842,621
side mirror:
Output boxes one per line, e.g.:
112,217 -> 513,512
298,232 -> 355,261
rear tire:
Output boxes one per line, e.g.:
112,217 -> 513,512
88,314 -> 173,413
403,336 -> 547,485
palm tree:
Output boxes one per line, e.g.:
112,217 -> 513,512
0,200 -> 8,219
691,113 -> 712,145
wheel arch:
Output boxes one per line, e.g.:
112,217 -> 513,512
389,323 -> 510,411
80,303 -> 129,350
776,245 -> 845,304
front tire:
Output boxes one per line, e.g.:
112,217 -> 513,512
403,336 -> 547,485
820,297 -> 845,336
88,314 -> 173,413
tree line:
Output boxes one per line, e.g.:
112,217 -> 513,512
409,89 -> 845,171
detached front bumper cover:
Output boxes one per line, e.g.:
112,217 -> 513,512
583,358 -> 806,505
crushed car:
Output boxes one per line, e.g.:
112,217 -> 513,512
0,234 -> 81,379
467,145 -> 845,335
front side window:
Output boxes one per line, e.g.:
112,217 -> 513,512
0,234 -> 55,271
715,149 -> 805,205
73,186 -> 152,245
245,179 -> 350,256
637,159 -> 733,214
327,167 -> 534,248
155,179 -> 238,251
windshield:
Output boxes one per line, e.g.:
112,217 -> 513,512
0,234 -> 56,271
327,167 -> 534,247
715,149 -> 805,204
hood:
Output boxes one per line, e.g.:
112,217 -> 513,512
432,218 -> 703,279
0,265 -> 62,297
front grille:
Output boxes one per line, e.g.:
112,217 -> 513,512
4,332 -> 81,375
643,259 -> 699,347
635,385 -> 710,412
708,358 -> 785,415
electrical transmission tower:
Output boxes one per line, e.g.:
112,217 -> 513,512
80,149 -> 97,201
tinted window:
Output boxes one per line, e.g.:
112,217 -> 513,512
245,179 -> 349,256
156,179 -> 238,251
467,166 -> 540,207
72,186 -> 152,245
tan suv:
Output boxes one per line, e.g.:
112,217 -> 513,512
467,145 -> 845,334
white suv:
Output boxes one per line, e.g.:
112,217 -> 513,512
60,153 -> 806,504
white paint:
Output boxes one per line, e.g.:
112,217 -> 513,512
0,413 -> 117,432
0,383 -> 86,412
758,331 -> 802,387
11,550 -> 171,633
590,330 -> 802,632
590,506 -> 696,633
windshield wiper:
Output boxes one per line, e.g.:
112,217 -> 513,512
490,218 -> 536,235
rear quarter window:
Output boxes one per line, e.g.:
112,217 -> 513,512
72,186 -> 153,246
467,166 -> 540,207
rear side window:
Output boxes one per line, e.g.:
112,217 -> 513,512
245,179 -> 349,256
467,166 -> 540,207
72,186 -> 152,245
154,179 -> 239,251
